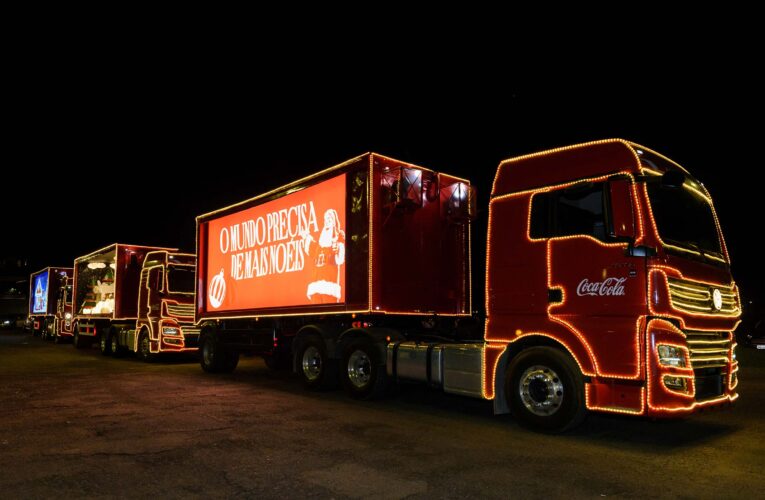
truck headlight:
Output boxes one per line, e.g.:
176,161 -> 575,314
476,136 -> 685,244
657,345 -> 686,367
65,313 -> 72,320
162,327 -> 180,336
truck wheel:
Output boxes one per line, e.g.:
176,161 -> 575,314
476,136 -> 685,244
505,346 -> 586,433
110,333 -> 124,358
100,329 -> 113,356
341,339 -> 387,400
73,329 -> 86,349
297,337 -> 336,390
43,320 -> 53,341
200,336 -> 239,373
137,331 -> 155,362
54,333 -> 64,344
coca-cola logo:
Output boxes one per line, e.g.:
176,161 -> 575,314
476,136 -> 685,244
576,277 -> 627,297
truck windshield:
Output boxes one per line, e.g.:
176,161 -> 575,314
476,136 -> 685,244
167,266 -> 195,293
646,182 -> 725,263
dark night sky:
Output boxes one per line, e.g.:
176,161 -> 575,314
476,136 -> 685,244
4,65 -> 763,308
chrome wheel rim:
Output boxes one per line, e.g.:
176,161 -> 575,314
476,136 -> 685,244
302,346 -> 322,381
347,349 -> 371,388
111,335 -> 118,352
100,336 -> 107,351
519,365 -> 564,416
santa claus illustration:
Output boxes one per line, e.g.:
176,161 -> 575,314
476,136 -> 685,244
303,208 -> 345,303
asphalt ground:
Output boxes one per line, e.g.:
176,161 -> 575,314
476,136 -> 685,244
1,330 -> 763,498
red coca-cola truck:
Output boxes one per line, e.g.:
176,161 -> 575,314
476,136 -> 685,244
28,267 -> 72,339
71,244 -> 197,360
195,142 -> 740,431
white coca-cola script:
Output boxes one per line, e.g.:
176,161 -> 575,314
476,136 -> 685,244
576,277 -> 627,296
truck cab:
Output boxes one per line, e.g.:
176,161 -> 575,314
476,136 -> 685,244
131,251 -> 198,358
485,140 -> 739,426
53,276 -> 73,343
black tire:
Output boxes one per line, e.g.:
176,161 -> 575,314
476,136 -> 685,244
199,335 -> 239,373
341,339 -> 387,400
100,328 -> 113,356
137,331 -> 155,363
54,333 -> 64,344
506,346 -> 586,433
73,328 -> 87,349
110,332 -> 125,358
42,320 -> 53,341
296,336 -> 337,390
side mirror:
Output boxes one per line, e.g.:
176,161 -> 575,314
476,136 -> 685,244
608,179 -> 635,239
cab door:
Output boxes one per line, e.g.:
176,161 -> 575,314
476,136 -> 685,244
531,180 -> 647,379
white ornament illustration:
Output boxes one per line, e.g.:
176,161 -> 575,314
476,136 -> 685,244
209,269 -> 226,309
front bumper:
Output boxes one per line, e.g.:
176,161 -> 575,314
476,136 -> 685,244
644,319 -> 737,417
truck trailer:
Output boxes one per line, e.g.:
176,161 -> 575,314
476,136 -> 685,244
195,142 -> 740,431
71,244 -> 197,360
28,267 -> 72,340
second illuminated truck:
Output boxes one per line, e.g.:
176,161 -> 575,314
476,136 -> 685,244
70,244 -> 198,360
195,142 -> 740,431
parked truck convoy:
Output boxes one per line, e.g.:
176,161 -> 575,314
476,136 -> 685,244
28,267 -> 72,340
195,141 -> 740,431
68,243 -> 198,360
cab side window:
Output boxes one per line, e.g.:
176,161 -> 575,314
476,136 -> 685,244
530,182 -> 610,241
152,268 -> 164,292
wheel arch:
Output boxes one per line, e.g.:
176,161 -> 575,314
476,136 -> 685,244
493,334 -> 590,415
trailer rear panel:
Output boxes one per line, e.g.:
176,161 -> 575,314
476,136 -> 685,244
29,267 -> 71,316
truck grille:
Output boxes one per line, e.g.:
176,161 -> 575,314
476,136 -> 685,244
667,277 -> 738,316
685,330 -> 730,369
166,303 -> 195,318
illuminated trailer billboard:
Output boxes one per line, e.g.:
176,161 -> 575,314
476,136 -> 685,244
196,153 -> 471,321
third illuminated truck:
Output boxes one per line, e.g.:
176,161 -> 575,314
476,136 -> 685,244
28,267 -> 72,340
195,141 -> 740,431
